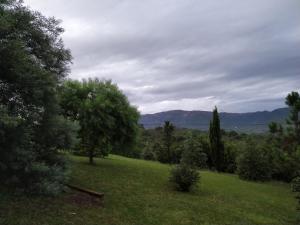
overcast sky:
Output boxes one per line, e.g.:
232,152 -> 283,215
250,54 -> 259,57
24,0 -> 300,114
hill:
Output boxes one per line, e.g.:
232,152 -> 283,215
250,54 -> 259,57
140,108 -> 289,133
0,155 -> 297,225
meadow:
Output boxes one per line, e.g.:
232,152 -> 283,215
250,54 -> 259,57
0,155 -> 297,225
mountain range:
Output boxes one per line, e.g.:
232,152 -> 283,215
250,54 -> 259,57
139,108 -> 289,133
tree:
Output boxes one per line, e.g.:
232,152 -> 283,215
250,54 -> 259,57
223,142 -> 238,173
0,1 -> 74,194
237,143 -> 271,181
156,121 -> 175,163
209,107 -> 224,172
268,91 -> 300,181
163,121 -> 175,160
181,134 -> 207,169
285,92 -> 300,145
60,79 -> 140,164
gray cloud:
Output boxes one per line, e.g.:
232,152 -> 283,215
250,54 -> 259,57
24,0 -> 300,113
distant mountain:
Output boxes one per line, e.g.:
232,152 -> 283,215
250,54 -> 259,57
139,108 -> 289,133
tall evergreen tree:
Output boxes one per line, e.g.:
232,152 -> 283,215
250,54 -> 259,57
209,107 -> 224,172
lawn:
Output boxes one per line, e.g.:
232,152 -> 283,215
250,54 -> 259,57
0,155 -> 298,225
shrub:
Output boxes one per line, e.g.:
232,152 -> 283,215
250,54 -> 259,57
237,144 -> 271,181
292,175 -> 300,224
25,161 -> 70,196
170,163 -> 200,192
269,145 -> 300,182
141,144 -> 156,160
155,142 -> 169,163
292,176 -> 300,210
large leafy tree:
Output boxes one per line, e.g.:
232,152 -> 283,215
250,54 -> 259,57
60,79 -> 140,164
209,107 -> 224,172
268,91 -> 300,181
0,1 -> 74,194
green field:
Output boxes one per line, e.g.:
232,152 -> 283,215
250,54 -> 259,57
0,155 -> 297,225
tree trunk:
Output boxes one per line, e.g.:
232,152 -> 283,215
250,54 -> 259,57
89,150 -> 94,164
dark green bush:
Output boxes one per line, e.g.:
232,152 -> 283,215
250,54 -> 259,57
292,176 -> 300,210
269,145 -> 300,182
237,144 -> 271,181
170,163 -> 200,192
292,176 -> 300,224
155,142 -> 169,163
141,144 -> 156,161
25,160 -> 70,196
223,143 -> 238,173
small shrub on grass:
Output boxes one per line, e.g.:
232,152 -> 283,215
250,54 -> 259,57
170,163 -> 200,192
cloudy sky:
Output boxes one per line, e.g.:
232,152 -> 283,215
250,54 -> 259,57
24,0 -> 300,114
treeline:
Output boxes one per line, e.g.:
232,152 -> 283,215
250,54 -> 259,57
136,95 -> 300,183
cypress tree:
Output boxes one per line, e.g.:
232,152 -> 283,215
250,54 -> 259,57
209,107 -> 224,172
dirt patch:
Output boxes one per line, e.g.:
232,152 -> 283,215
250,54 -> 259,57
65,191 -> 103,207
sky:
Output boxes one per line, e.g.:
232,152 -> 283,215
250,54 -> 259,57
23,0 -> 300,114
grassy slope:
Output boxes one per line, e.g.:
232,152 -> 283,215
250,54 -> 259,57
0,155 -> 297,225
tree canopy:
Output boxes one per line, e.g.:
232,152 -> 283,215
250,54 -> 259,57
60,79 -> 140,164
209,107 -> 224,172
0,0 -> 74,194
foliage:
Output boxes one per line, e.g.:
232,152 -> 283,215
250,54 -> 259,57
223,142 -> 238,173
155,142 -> 168,163
141,142 -> 156,160
170,162 -> 200,192
209,107 -> 225,171
285,92 -> 300,144
60,79 -> 140,164
160,121 -> 175,163
268,91 -> 300,182
292,176 -> 300,209
267,145 -> 300,182
237,143 -> 271,181
153,121 -> 178,163
0,0 -> 73,195
181,134 -> 208,169
292,176 -> 300,223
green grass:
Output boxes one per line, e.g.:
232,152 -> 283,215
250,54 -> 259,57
0,155 -> 298,225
